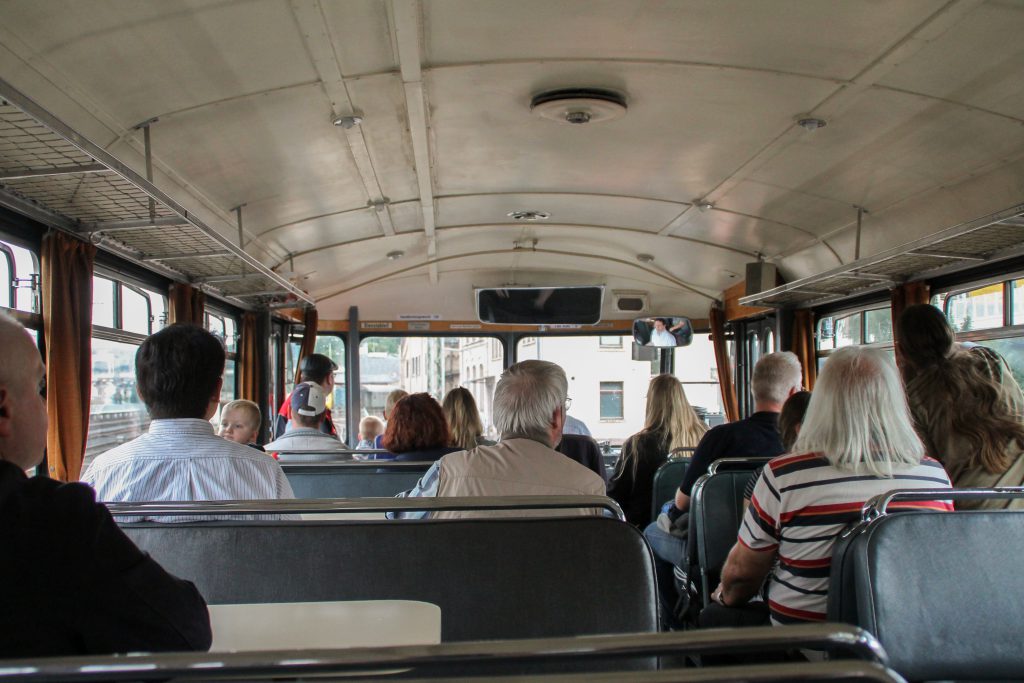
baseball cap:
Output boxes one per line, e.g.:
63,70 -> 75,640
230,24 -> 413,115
291,381 -> 327,417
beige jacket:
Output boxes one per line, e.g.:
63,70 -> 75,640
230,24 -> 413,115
432,437 -> 608,519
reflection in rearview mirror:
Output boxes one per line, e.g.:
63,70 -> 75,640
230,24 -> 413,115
632,317 -> 693,347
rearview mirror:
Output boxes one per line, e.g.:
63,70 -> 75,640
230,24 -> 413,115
632,317 -> 693,347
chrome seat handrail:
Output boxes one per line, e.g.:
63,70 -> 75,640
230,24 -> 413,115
861,486 -> 1024,522
104,495 -> 626,521
0,624 -> 889,681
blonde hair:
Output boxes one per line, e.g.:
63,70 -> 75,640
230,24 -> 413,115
222,399 -> 261,429
384,389 -> 409,419
619,375 -> 707,480
794,346 -> 923,476
359,415 -> 384,439
643,374 -> 708,451
443,387 -> 485,451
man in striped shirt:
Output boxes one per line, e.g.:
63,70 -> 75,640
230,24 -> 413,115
708,346 -> 952,626
82,324 -> 293,520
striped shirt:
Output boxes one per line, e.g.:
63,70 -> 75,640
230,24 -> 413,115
81,419 -> 294,522
739,452 -> 952,625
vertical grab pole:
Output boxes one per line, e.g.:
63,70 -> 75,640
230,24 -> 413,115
346,305 -> 360,447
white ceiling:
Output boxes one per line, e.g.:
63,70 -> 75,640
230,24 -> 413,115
1,0 -> 1023,319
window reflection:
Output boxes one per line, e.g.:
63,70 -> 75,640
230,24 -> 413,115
84,338 -> 150,469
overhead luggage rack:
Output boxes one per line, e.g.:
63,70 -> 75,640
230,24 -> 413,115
741,204 -> 1024,309
0,77 -> 313,308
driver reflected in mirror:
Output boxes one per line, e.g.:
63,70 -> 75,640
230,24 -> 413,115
633,317 -> 693,347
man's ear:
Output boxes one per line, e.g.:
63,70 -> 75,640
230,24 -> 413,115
0,387 -> 13,439
551,405 -> 565,431
210,377 -> 224,404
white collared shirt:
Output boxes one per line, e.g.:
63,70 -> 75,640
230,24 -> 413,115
81,419 -> 294,521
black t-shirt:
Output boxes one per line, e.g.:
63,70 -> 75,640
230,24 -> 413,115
0,461 -> 212,659
677,412 -> 784,497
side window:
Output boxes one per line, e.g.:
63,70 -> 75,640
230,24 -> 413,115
84,274 -> 169,470
0,239 -> 40,314
816,305 -> 894,369
205,309 -> 241,415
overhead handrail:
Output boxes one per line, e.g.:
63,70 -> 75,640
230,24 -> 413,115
0,624 -> 889,681
861,487 -> 1024,522
707,457 -> 773,475
104,495 -> 626,520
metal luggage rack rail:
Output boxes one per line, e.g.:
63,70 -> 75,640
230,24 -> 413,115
740,203 -> 1024,309
0,77 -> 312,308
0,624 -> 894,681
104,495 -> 627,520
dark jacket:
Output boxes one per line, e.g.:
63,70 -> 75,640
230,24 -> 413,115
556,434 -> 608,484
608,430 -> 668,527
677,411 -> 784,497
392,446 -> 461,462
0,461 -> 211,659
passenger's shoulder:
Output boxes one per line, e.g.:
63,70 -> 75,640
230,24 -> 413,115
21,476 -> 105,524
766,451 -> 828,475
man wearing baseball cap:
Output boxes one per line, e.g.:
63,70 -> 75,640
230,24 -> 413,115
265,381 -> 349,459
274,353 -> 340,439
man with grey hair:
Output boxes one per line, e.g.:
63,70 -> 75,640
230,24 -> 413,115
0,313 -> 211,657
392,360 -> 606,519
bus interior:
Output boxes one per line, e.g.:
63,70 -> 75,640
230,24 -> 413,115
1,0 -> 1024,680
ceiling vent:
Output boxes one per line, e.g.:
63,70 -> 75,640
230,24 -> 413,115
530,88 -> 627,125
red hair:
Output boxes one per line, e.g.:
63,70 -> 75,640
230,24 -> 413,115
381,393 -> 451,453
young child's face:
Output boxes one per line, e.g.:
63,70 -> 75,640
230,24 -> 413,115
219,408 -> 258,445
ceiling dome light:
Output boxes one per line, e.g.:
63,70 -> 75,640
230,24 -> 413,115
797,117 -> 827,131
386,250 -> 404,261
507,210 -> 550,221
332,114 -> 363,129
530,88 -> 627,125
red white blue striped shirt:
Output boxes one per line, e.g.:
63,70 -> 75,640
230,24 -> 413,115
739,452 -> 952,624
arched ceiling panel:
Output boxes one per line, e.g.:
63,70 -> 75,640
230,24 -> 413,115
426,62 -> 839,204
0,0 -> 318,126
746,88 -> 1024,221
148,84 -> 366,213
424,0 -> 943,81
435,193 -> 687,234
319,0 -> 399,77
876,1 -> 1024,118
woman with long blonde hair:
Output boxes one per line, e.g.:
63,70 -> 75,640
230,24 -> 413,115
608,374 -> 707,526
442,387 -> 494,451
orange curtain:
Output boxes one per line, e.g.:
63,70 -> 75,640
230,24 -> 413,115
168,282 -> 205,325
709,306 -> 740,422
41,232 -> 95,481
891,281 -> 930,343
238,312 -> 260,403
791,309 -> 817,391
293,307 -> 318,385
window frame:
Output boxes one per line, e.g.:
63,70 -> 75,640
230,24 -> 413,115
815,302 -> 895,364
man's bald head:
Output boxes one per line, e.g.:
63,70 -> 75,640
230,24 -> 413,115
0,312 -> 47,471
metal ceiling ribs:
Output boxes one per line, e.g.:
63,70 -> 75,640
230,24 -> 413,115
740,204 -> 1024,309
0,76 -> 314,308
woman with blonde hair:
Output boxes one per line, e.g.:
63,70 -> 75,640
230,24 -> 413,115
442,387 -> 494,451
609,374 -> 707,526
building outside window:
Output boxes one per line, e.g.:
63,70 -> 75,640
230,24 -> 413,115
599,381 -> 624,420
